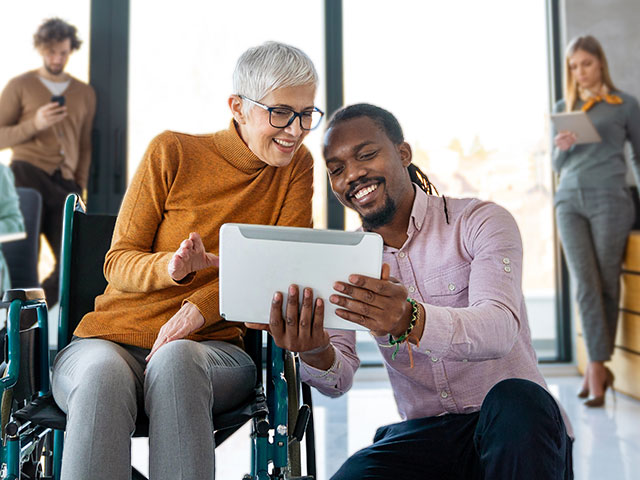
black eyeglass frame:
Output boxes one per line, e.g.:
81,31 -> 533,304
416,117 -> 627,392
239,94 -> 325,131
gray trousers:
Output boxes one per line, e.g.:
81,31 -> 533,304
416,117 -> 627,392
51,337 -> 256,480
555,188 -> 635,362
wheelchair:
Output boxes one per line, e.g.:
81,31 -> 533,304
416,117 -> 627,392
0,193 -> 317,479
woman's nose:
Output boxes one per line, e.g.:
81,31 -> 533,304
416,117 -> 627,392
285,117 -> 304,137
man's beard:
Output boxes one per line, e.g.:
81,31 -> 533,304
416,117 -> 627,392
360,195 -> 397,230
45,64 -> 63,76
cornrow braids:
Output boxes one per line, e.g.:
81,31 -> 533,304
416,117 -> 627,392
408,164 -> 449,224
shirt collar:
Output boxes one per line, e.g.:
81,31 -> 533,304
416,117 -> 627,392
409,184 -> 429,233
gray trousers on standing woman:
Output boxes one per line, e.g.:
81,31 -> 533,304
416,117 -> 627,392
555,188 -> 635,362
51,337 -> 256,480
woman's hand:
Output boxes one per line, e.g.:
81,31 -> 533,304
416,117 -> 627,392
168,232 -> 219,282
554,131 -> 577,151
145,302 -> 205,362
330,263 -> 412,337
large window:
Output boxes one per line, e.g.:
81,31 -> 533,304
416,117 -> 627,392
128,0 -> 328,227
343,0 -> 558,359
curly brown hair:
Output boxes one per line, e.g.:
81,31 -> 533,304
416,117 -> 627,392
33,18 -> 82,51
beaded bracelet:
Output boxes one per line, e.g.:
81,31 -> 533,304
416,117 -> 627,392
388,298 -> 419,360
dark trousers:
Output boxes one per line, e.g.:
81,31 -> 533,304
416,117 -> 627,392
10,160 -> 81,306
332,379 -> 573,480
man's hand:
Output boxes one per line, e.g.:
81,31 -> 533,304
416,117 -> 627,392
145,302 -> 204,362
168,232 -> 219,282
330,263 -> 412,337
246,285 -> 334,370
34,102 -> 67,131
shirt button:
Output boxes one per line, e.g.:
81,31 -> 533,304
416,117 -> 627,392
425,349 -> 431,354
441,391 -> 449,399
431,356 -> 439,362
408,286 -> 416,293
448,283 -> 456,291
462,359 -> 468,363
504,266 -> 512,273
417,222 -> 422,228
502,257 -> 510,265
399,252 -> 406,258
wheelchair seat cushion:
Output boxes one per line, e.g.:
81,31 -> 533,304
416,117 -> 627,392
13,394 -> 66,430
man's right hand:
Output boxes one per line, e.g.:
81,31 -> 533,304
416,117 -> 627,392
246,285 -> 334,370
34,102 -> 67,131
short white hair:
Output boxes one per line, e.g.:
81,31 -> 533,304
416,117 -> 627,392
233,41 -> 318,111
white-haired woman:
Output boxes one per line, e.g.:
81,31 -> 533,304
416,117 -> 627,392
51,41 -> 323,479
552,35 -> 640,407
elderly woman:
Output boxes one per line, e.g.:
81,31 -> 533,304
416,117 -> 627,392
51,41 -> 322,480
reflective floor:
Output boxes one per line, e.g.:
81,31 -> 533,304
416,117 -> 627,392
130,366 -> 640,479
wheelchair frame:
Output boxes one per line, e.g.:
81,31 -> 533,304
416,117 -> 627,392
0,193 -> 316,479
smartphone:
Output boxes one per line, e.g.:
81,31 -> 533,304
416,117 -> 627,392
51,95 -> 65,107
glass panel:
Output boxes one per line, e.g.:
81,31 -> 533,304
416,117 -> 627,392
0,2 -> 91,167
128,0 -> 327,227
343,0 -> 557,360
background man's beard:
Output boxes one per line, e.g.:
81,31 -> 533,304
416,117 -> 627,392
360,196 -> 397,230
45,64 -> 63,75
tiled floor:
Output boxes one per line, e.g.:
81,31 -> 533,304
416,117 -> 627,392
130,365 -> 640,479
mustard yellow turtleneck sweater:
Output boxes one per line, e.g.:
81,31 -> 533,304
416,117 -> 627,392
74,121 -> 313,348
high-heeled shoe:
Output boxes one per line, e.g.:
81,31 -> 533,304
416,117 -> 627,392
577,386 -> 589,399
584,367 -> 615,408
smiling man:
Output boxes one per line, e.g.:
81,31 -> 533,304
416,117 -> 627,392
0,18 -> 96,307
265,103 -> 574,479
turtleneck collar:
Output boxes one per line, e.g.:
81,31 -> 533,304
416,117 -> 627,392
215,120 -> 269,173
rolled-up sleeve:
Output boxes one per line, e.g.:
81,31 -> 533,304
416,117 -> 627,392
418,202 -> 524,361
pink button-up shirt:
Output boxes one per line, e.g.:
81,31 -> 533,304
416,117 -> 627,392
301,187 -> 572,436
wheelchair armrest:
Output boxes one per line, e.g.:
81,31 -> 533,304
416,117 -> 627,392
1,288 -> 46,305
0,289 -> 50,396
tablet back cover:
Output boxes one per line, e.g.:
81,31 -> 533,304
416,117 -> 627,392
219,223 -> 383,330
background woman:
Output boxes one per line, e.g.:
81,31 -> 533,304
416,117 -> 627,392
51,41 -> 323,479
552,35 -> 640,407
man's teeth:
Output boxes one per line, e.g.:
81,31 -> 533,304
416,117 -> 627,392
274,138 -> 295,147
354,184 -> 378,200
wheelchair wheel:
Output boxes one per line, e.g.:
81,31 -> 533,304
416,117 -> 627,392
20,435 -> 46,479
284,351 -> 302,477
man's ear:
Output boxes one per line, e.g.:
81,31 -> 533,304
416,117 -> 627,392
399,142 -> 412,167
228,95 -> 246,125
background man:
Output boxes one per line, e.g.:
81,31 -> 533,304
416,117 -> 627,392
0,17 -> 96,306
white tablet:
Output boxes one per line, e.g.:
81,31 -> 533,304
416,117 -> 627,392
550,111 -> 602,144
219,223 -> 383,331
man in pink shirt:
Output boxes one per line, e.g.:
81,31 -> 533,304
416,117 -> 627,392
261,103 -> 573,479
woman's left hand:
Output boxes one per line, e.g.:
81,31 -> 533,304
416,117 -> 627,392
330,263 -> 412,337
145,302 -> 205,362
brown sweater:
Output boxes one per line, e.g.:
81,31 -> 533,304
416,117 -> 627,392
0,70 -> 96,189
74,122 -> 313,348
